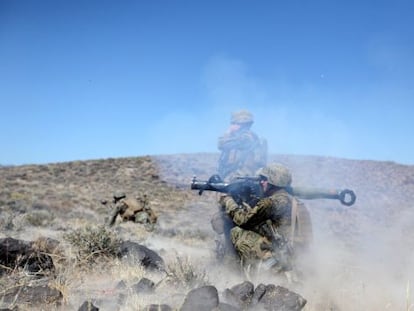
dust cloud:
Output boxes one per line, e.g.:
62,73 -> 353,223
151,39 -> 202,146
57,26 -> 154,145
286,157 -> 414,310
141,55 -> 414,309
153,148 -> 414,310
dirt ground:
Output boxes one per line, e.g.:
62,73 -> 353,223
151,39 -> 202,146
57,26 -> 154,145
1,153 -> 414,310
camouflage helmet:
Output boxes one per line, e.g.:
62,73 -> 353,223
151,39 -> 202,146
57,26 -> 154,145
231,110 -> 254,124
257,163 -> 292,187
113,191 -> 126,201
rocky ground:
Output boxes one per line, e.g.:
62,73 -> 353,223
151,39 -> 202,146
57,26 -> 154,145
1,153 -> 414,310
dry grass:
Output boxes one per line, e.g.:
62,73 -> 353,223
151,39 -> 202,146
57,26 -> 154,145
1,154 -> 414,310
162,253 -> 209,291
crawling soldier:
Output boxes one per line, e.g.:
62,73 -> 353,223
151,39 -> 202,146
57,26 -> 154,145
107,192 -> 157,230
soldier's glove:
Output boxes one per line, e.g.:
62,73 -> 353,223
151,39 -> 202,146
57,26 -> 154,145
242,198 -> 274,223
255,198 -> 273,215
219,195 -> 239,214
218,195 -> 233,207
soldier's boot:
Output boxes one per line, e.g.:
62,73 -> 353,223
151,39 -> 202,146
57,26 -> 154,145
261,257 -> 281,271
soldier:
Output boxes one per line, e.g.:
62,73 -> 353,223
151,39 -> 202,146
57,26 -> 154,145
217,110 -> 267,182
108,192 -> 158,230
214,110 -> 268,262
219,163 -> 312,282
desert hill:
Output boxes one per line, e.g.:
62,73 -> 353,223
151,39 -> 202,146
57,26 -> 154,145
1,153 -> 414,310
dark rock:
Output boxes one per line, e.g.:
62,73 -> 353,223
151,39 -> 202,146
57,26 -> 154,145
229,281 -> 254,305
222,281 -> 256,309
0,237 -> 32,266
78,300 -> 99,311
222,288 -> 244,308
257,284 -> 306,311
0,237 -> 55,275
145,304 -> 172,311
118,240 -> 165,270
24,251 -> 55,274
115,280 -> 128,290
180,285 -> 219,311
217,302 -> 241,311
131,277 -> 155,294
251,283 -> 267,305
1,284 -> 63,306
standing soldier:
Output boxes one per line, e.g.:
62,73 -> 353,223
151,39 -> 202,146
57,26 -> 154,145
217,110 -> 267,182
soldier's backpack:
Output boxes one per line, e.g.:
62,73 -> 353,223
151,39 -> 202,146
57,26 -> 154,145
290,197 -> 313,252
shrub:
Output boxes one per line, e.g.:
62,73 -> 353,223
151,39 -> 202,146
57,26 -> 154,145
163,254 -> 209,290
63,225 -> 120,266
24,210 -> 55,226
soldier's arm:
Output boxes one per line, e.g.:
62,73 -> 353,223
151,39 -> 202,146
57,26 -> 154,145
148,209 -> 158,223
221,195 -> 265,226
108,205 -> 121,227
218,131 -> 256,151
223,192 -> 292,227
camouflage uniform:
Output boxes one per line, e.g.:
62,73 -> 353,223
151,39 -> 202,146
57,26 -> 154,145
217,110 -> 267,182
108,193 -> 157,230
221,189 -> 295,271
214,110 -> 268,262
219,163 -> 311,276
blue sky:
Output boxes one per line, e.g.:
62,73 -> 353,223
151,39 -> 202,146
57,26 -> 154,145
1,0 -> 413,165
